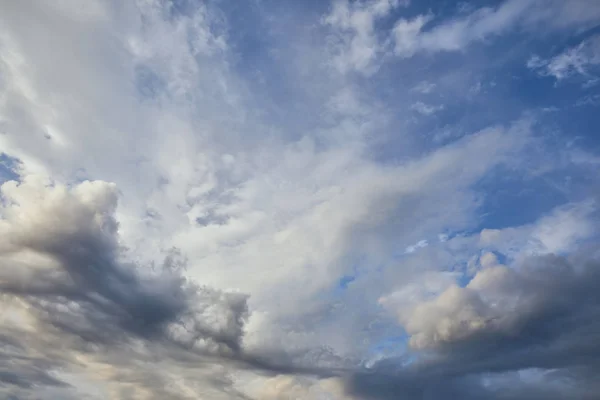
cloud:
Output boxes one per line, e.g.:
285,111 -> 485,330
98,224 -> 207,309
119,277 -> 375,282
393,0 -> 600,57
352,251 -> 600,399
0,176 -> 249,352
323,0 -> 406,74
528,35 -> 600,84
411,81 -> 436,94
410,101 -> 444,115
0,0 -> 599,398
394,0 -> 533,57
0,176 -> 252,396
479,200 -> 596,257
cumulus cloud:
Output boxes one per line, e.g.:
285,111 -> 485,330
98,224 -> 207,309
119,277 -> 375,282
0,176 -> 250,396
397,259 -> 557,349
356,251 -> 600,399
0,0 -> 599,398
382,201 -> 598,352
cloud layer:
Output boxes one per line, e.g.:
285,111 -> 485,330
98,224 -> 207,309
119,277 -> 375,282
1,0 -> 599,399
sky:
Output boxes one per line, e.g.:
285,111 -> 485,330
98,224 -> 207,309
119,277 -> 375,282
0,0 -> 600,399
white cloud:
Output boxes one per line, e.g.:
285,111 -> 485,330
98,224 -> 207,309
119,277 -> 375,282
528,35 -> 600,83
480,200 -> 596,257
379,198 -> 599,350
411,101 -> 444,115
390,251 -> 600,353
323,0 -> 406,74
529,201 -> 596,255
393,1 -> 531,57
0,0 -> 599,398
392,14 -> 433,57
405,239 -> 429,253
412,81 -> 437,94
1,1 -> 532,394
393,0 -> 600,57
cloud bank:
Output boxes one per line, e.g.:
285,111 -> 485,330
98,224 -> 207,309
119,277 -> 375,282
0,0 -> 599,399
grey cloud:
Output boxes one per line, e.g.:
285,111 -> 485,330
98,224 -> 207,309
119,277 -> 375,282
1,1 -> 599,399
346,251 -> 600,399
349,369 -> 600,400
0,177 -> 249,393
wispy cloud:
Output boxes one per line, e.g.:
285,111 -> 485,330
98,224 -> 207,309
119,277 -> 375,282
0,0 -> 599,399
528,35 -> 600,84
411,101 -> 444,115
393,0 -> 600,57
411,81 -> 437,94
323,0 -> 407,75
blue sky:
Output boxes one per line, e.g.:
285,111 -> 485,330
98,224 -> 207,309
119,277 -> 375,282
0,0 -> 600,399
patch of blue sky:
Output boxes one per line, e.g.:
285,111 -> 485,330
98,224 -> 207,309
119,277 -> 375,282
363,333 -> 413,369
215,1 -> 328,140
337,274 -> 357,290
473,169 -> 568,230
332,254 -> 369,294
372,9 -> 598,165
0,153 -> 21,184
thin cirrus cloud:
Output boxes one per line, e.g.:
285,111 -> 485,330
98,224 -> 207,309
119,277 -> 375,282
0,0 -> 600,399
528,34 -> 600,85
392,0 -> 600,57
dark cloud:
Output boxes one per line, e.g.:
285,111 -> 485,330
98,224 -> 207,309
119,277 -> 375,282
346,251 -> 600,399
2,176 -> 600,400
0,178 -> 250,395
2,177 -> 600,399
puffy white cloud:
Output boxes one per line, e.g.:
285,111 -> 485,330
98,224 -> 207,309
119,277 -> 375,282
397,265 -> 522,349
386,248 -> 600,351
378,197 -> 599,354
